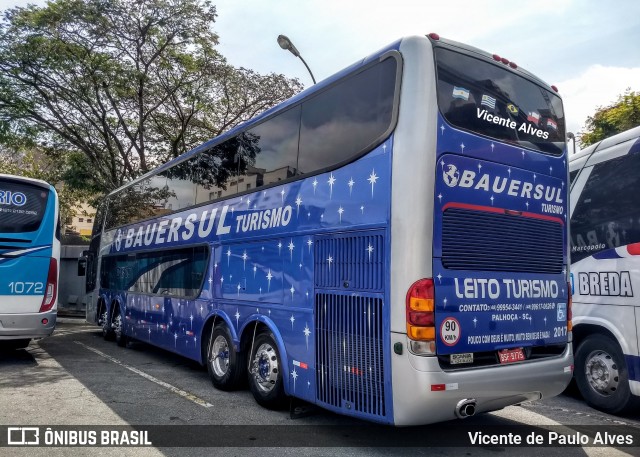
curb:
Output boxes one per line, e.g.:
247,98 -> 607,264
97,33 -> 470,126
57,317 -> 88,325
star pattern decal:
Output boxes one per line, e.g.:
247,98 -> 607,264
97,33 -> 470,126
111,130 -> 566,407
367,170 -> 378,197
327,173 -> 336,199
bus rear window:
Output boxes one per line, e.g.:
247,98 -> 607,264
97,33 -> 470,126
435,47 -> 565,155
0,180 -> 49,233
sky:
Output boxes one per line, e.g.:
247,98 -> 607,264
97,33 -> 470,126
2,0 -> 639,147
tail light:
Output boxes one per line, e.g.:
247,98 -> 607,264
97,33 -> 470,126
39,257 -> 58,313
567,281 -> 573,332
406,278 -> 436,355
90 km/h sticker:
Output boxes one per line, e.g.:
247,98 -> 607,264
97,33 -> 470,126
440,317 -> 461,346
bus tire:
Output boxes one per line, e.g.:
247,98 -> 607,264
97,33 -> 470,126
101,305 -> 115,341
248,331 -> 287,410
575,334 -> 640,414
113,309 -> 128,347
206,324 -> 246,391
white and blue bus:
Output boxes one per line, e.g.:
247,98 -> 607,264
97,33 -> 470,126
569,125 -> 640,414
84,34 -> 572,425
0,174 -> 59,349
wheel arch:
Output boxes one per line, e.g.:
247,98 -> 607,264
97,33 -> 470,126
108,294 -> 126,318
572,318 -> 631,355
199,311 -> 238,366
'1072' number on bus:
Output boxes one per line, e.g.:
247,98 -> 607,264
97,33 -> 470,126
8,282 -> 44,294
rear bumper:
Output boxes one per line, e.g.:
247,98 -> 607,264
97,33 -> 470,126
0,310 -> 57,340
391,334 -> 573,426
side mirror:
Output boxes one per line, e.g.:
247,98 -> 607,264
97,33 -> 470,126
78,257 -> 87,276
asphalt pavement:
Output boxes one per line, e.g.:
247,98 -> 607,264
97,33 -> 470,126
1,318 -> 639,457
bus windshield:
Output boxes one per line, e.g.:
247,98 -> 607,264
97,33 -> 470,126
0,179 -> 50,233
435,47 -> 565,155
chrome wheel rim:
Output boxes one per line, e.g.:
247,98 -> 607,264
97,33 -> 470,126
113,313 -> 123,340
101,310 -> 109,333
251,342 -> 278,393
211,335 -> 230,377
585,349 -> 619,396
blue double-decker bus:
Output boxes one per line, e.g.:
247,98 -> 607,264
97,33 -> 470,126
84,34 -> 572,425
0,174 -> 59,349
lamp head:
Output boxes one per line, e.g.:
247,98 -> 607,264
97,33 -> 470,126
277,34 -> 300,57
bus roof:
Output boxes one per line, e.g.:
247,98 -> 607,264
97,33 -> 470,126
0,173 -> 52,190
570,125 -> 640,165
434,36 -> 557,93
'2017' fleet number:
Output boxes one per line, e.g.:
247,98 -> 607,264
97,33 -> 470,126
554,326 -> 568,338
8,282 -> 44,294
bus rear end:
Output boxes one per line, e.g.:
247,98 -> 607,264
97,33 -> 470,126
0,175 -> 59,348
390,36 -> 572,425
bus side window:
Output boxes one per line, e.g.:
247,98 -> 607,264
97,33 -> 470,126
129,246 -> 208,298
78,257 -> 87,276
569,169 -> 579,185
570,152 -> 640,263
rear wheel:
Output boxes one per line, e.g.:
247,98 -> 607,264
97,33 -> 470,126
575,334 -> 640,414
101,306 -> 115,341
206,324 -> 246,390
113,309 -> 128,347
248,332 -> 287,409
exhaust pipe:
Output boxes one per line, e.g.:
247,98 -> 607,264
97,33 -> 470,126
455,399 -> 477,419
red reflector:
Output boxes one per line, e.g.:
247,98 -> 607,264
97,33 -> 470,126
551,85 -> 559,92
431,384 -> 446,391
492,54 -> 501,61
406,278 -> 434,303
409,311 -> 434,326
39,257 -> 58,313
428,32 -> 440,41
41,318 -> 48,325
504,209 -> 522,216
501,57 -> 509,65
509,61 -> 518,69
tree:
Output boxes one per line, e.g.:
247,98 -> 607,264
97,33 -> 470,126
0,145 -> 90,231
579,89 -> 640,148
0,0 -> 302,193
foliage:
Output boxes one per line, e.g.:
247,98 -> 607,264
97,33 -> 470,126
0,0 -> 303,194
0,146 -> 90,229
579,89 -> 640,147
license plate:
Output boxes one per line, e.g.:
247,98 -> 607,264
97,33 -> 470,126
450,353 -> 473,364
498,348 -> 525,364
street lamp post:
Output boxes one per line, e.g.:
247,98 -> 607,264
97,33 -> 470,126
277,34 -> 316,84
567,132 -> 576,156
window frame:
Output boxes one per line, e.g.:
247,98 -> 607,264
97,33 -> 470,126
99,244 -> 210,300
570,152 -> 640,263
433,44 -> 566,156
0,179 -> 51,234
103,51 -> 402,232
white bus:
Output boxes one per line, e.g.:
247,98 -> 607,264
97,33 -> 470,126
0,174 -> 60,350
569,125 -> 640,414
